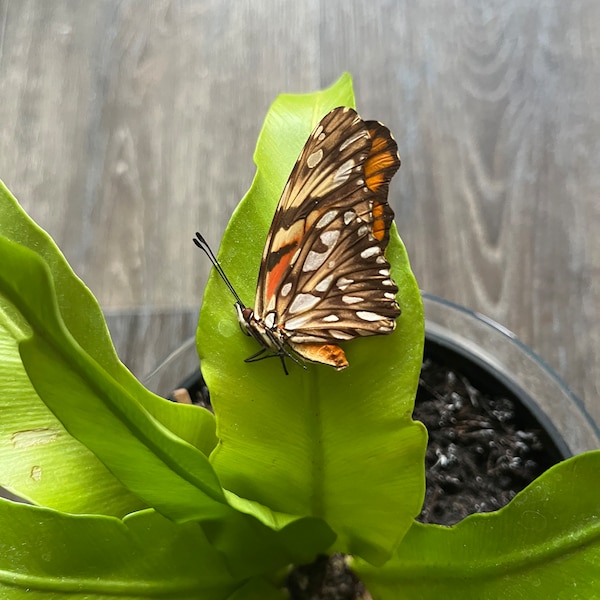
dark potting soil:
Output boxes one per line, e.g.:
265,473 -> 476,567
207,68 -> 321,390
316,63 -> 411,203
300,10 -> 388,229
179,342 -> 563,599
415,350 -> 561,525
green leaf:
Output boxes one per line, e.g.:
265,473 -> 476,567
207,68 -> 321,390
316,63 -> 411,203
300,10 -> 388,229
0,498 -> 271,599
0,496 -> 332,596
197,73 -> 427,565
0,179 -> 215,454
0,310 -> 143,515
200,500 -> 335,580
0,180 -> 217,513
355,450 -> 600,599
0,233 -> 230,522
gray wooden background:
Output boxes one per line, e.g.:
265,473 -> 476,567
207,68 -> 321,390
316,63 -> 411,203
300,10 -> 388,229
1,2 -> 599,427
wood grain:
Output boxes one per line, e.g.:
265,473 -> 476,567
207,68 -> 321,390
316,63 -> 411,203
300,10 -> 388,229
1,1 -> 599,432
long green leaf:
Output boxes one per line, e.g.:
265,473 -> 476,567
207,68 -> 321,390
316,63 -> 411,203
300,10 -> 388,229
0,180 -> 217,513
197,73 -> 427,565
355,451 -> 600,599
0,234 -> 230,521
0,490 -> 332,599
0,309 -> 143,514
0,498 -> 268,599
0,179 -> 215,453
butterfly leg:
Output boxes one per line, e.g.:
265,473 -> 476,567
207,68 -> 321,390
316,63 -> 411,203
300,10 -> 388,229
243,347 -> 289,375
244,344 -> 309,375
244,347 -> 268,362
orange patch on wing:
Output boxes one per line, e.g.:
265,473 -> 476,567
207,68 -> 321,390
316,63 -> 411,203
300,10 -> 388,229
292,343 -> 349,370
265,244 -> 297,300
371,201 -> 386,241
365,148 -> 398,192
265,220 -> 305,300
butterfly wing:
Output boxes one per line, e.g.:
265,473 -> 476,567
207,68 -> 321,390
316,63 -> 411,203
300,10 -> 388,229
254,107 -> 401,369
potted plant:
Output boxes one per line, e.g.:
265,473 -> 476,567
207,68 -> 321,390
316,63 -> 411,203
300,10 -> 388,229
1,73 -> 598,599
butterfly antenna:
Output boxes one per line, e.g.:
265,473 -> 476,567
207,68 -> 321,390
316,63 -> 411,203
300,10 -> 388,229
193,232 -> 246,308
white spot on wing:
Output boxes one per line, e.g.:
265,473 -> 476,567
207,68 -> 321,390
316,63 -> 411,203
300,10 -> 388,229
339,130 -> 369,151
333,159 -> 355,184
343,211 -> 355,225
330,330 -> 354,340
315,274 -> 334,292
320,229 -> 340,248
303,231 -> 339,272
303,251 -> 327,272
264,312 -> 276,329
316,210 -> 337,229
336,277 -> 354,290
322,314 -> 340,322
307,148 -> 324,168
361,247 -> 381,259
342,295 -> 363,305
281,282 -> 293,297
285,315 -> 310,330
379,269 -> 390,276
358,225 -> 369,237
289,293 -> 321,314
357,311 -> 386,322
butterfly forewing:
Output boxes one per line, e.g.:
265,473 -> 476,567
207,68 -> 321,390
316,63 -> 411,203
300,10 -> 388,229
255,107 -> 374,316
250,106 -> 401,368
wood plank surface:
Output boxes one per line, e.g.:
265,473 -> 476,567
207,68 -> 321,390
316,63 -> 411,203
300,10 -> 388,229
1,1 -> 599,432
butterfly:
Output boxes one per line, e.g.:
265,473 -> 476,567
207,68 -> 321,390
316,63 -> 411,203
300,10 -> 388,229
195,106 -> 401,374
